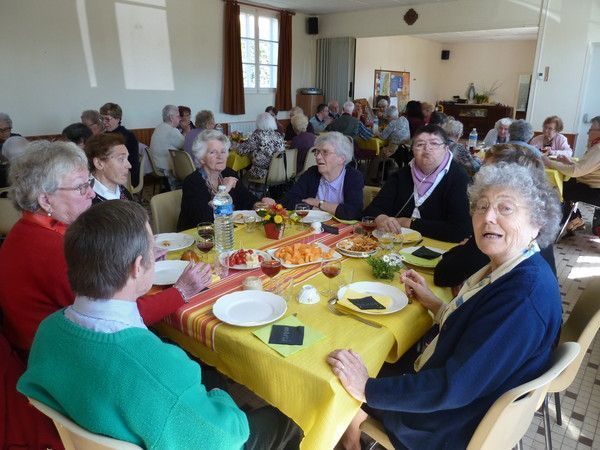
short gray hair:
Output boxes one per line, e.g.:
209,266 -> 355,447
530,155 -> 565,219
291,114 -> 309,134
81,110 -> 102,126
191,129 -> 231,166
9,140 -> 88,212
342,101 -> 355,114
256,112 -> 277,131
590,116 -> 600,127
509,120 -> 534,142
65,200 -> 152,299
385,106 -> 399,119
377,99 -> 389,109
2,136 -> 29,162
0,112 -> 12,127
314,131 -> 354,164
496,117 -> 512,129
468,162 -> 561,248
195,110 -> 215,129
162,104 -> 179,123
442,119 -> 464,140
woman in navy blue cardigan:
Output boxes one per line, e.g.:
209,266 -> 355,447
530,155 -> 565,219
328,163 -> 563,450
283,131 -> 364,220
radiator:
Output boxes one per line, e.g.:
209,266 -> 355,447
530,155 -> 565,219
228,121 -> 255,134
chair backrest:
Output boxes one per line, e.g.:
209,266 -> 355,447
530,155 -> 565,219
127,151 -> 146,195
363,186 -> 381,209
0,197 -> 21,235
467,342 -> 580,450
145,147 -> 163,178
150,189 -> 182,233
551,278 -> 600,393
169,149 -> 195,181
28,398 -> 143,450
532,131 -> 577,149
300,147 -> 318,175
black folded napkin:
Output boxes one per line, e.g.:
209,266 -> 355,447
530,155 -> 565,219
411,246 -> 442,260
348,296 -> 386,310
269,325 -> 305,345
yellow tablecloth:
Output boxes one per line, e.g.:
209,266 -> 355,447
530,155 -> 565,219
154,224 -> 453,449
355,137 -> 388,156
545,168 -> 571,201
227,150 -> 251,171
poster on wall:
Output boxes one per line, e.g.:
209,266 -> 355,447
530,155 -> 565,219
373,70 -> 410,109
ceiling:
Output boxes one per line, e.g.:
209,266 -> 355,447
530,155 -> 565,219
254,0 -> 452,16
417,27 -> 539,43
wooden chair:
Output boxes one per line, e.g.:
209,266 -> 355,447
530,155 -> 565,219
360,342 -> 581,450
126,150 -> 146,197
169,149 -> 195,181
150,189 -> 182,233
363,186 -> 381,209
248,148 -> 297,197
145,147 -> 168,195
28,398 -> 143,450
0,197 -> 20,236
540,277 -> 600,448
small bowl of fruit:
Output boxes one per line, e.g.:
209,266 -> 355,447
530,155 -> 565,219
222,248 -> 270,270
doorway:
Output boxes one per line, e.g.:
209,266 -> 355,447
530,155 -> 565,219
576,42 -> 600,156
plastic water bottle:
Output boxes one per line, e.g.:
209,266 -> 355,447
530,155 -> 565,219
468,128 -> 478,149
213,185 -> 234,254
373,117 -> 379,134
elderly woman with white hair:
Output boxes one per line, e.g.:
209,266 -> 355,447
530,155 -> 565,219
178,130 -> 274,230
329,162 -> 562,450
284,106 -> 315,141
483,117 -> 512,147
283,131 -> 364,220
237,112 -> 285,180
0,112 -> 21,153
443,119 -> 482,176
150,104 -> 185,189
0,135 -> 29,188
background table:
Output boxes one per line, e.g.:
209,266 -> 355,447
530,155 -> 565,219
153,224 -> 453,449
227,150 -> 252,172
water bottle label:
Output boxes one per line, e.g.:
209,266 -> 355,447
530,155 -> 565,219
214,203 -> 233,216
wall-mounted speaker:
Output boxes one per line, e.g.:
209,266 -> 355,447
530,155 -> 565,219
307,17 -> 318,35
441,50 -> 450,60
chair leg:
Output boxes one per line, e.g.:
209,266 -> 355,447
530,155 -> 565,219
554,392 -> 562,425
516,439 -> 524,450
543,395 -> 553,450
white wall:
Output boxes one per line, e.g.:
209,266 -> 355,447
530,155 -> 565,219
0,0 -> 316,136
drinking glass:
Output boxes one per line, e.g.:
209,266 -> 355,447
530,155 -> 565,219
196,222 -> 214,262
379,232 -> 394,251
254,202 -> 268,219
295,203 -> 310,227
260,259 -> 282,292
321,260 -> 342,297
244,215 -> 257,233
361,216 -> 377,237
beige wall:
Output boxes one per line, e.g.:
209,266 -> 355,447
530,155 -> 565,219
0,0 -> 316,135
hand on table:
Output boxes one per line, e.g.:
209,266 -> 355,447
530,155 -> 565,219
327,349 -> 368,403
261,197 -> 276,206
174,262 -> 213,300
302,197 -> 320,208
400,269 -> 443,315
375,215 -> 403,233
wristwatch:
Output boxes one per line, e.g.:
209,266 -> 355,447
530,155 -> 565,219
318,200 -> 324,210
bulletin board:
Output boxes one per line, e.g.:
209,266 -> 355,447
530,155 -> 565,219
373,70 -> 410,108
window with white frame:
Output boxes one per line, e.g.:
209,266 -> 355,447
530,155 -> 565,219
240,9 -> 278,90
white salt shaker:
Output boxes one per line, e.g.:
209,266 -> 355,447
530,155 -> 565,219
311,221 -> 323,234
298,285 -> 320,304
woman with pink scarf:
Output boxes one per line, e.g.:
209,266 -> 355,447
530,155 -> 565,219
363,124 -> 472,242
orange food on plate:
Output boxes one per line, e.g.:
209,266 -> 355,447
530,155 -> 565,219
181,250 -> 200,263
274,243 -> 333,265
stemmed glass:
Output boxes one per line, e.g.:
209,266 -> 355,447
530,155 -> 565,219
295,203 -> 310,227
196,222 -> 214,262
260,259 -> 282,292
321,260 -> 342,297
361,216 -> 377,237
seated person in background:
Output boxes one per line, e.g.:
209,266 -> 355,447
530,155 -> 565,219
375,98 -> 389,126
328,99 -> 340,120
80,109 -> 104,136
0,135 -> 28,188
85,133 -> 133,204
543,115 -> 600,207
442,119 -> 481,176
508,119 -> 542,157
353,102 -> 373,128
99,102 -> 140,186
0,112 -> 21,153
18,200 -> 301,450
428,111 -> 448,127
265,105 -> 285,135
290,114 -> 316,170
62,122 -> 92,148
530,115 -> 573,157
178,130 -> 274,230
421,102 -> 434,125
184,109 -> 216,155
363,124 -> 472,242
367,106 -> 410,181
434,144 -> 558,289
177,105 -> 195,135
404,100 -> 425,137
237,112 -> 284,181
329,162 -> 562,450
150,104 -> 185,190
483,117 -> 512,147
326,101 -> 361,137
283,131 -> 363,220
309,103 -> 331,134
285,106 -> 315,141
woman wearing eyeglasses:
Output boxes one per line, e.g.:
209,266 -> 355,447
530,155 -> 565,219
282,131 -> 364,220
0,141 -> 212,450
364,124 -> 472,242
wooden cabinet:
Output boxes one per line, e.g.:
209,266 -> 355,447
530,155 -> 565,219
296,93 -> 324,117
439,102 -> 514,139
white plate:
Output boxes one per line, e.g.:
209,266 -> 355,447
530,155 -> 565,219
372,228 -> 422,244
337,281 -> 408,315
301,210 -> 333,223
154,233 -> 195,252
219,249 -> 271,270
213,290 -> 287,326
268,242 -> 342,268
400,246 -> 446,269
232,210 -> 261,224
335,238 -> 379,258
153,260 -> 189,285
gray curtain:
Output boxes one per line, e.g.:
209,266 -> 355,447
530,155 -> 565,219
316,37 -> 356,105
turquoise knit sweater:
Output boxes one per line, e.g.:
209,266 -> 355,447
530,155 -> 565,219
18,311 -> 249,449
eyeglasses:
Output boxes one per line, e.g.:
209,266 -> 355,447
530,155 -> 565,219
413,141 -> 445,150
314,148 -> 335,157
0,127 -> 11,133
472,199 -> 522,216
56,177 -> 94,196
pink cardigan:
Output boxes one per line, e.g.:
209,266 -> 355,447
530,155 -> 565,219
530,133 -> 572,157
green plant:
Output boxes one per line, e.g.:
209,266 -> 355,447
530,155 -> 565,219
366,254 -> 403,279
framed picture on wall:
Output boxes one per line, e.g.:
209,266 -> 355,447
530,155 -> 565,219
373,70 -> 410,108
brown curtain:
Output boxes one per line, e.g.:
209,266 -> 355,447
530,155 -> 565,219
275,11 -> 292,111
223,0 -> 245,115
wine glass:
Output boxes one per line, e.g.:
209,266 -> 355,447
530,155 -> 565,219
361,216 -> 377,237
295,202 -> 310,227
254,202 -> 268,219
196,222 -> 214,262
260,259 -> 282,292
321,260 -> 342,297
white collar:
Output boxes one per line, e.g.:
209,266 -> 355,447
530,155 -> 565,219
92,176 -> 120,200
67,296 -> 146,332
